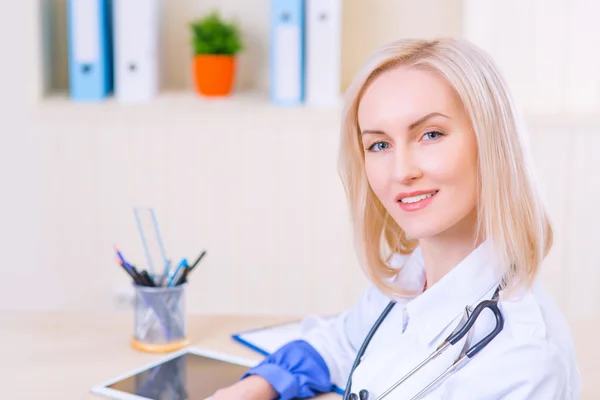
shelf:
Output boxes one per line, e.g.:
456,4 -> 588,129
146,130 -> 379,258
33,90 -> 344,125
31,91 -> 600,133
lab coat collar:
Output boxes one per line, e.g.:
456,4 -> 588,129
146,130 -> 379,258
402,240 -> 503,346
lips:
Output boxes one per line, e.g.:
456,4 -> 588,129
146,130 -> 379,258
395,190 -> 439,204
396,190 -> 439,212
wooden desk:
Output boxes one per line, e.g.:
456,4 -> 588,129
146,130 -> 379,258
3,310 -> 338,400
4,311 -> 598,399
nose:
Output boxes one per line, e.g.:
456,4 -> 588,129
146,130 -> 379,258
392,145 -> 422,184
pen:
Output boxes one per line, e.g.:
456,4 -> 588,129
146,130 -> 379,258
176,250 -> 206,285
167,258 -> 188,287
175,266 -> 190,285
115,246 -> 135,270
131,266 -> 147,286
115,246 -> 126,263
188,250 -> 207,272
117,259 -> 142,285
141,270 -> 156,287
115,247 -> 146,285
170,267 -> 187,286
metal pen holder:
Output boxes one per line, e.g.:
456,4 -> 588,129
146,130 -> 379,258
130,282 -> 190,353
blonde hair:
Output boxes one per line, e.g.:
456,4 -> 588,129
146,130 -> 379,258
338,38 -> 553,298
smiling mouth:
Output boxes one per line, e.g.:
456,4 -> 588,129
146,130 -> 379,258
398,190 -> 439,204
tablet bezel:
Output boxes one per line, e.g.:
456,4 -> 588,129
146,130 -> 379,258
90,346 -> 259,400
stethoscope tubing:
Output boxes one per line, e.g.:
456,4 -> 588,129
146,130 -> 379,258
344,284 -> 503,400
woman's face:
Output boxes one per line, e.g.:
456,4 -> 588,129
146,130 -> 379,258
357,67 -> 479,240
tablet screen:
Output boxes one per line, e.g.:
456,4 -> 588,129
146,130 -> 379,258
105,352 -> 251,399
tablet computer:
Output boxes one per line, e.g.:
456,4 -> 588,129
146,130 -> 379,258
90,347 -> 257,400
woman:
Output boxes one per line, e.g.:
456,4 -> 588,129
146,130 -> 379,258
212,38 -> 581,399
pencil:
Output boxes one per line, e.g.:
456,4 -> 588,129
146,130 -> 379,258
188,250 -> 207,271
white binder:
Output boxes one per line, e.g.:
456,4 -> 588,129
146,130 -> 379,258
112,0 -> 161,102
305,0 -> 342,107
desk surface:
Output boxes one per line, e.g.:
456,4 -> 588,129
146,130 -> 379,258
4,311 -> 598,399
4,310 -> 339,400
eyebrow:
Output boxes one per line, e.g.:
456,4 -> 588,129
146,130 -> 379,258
360,112 -> 450,136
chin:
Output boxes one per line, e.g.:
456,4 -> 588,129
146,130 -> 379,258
403,227 -> 444,240
394,216 -> 449,240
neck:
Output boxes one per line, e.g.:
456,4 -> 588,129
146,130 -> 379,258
419,209 -> 482,289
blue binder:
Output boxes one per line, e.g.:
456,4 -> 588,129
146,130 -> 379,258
66,0 -> 113,101
269,0 -> 305,105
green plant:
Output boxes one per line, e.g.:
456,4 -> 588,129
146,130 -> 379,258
190,11 -> 243,56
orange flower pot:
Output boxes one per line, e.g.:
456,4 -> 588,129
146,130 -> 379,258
193,54 -> 236,97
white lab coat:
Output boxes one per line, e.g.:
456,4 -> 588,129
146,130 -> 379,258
301,242 -> 581,399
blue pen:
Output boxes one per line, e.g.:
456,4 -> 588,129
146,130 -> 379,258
115,246 -> 126,263
115,247 -> 149,286
167,258 -> 188,287
115,246 -> 135,269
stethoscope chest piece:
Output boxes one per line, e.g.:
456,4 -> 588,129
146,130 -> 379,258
348,389 -> 370,400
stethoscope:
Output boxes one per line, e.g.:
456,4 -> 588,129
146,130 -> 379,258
342,284 -> 504,400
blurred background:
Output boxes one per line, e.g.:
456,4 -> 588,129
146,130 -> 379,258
1,0 -> 599,323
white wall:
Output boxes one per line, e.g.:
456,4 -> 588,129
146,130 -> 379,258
33,95 -> 364,315
0,2 -> 44,308
463,0 -> 600,114
2,1 -> 600,321
461,0 -> 600,320
340,0 -> 463,89
30,100 -> 600,320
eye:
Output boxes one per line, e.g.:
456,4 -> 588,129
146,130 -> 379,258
422,130 -> 445,141
366,141 -> 390,152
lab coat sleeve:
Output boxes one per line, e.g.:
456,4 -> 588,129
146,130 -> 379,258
301,283 -> 395,390
443,340 -> 578,400
241,284 -> 392,399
